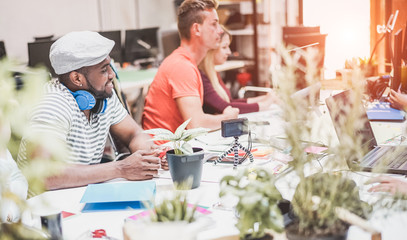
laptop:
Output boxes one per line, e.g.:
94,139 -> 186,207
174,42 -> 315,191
325,90 -> 407,175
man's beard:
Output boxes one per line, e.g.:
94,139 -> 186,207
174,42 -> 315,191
86,78 -> 113,100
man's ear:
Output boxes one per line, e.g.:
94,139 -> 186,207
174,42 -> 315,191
69,71 -> 85,87
192,23 -> 201,37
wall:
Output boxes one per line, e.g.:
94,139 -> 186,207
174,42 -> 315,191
0,0 -> 177,64
303,0 -> 370,78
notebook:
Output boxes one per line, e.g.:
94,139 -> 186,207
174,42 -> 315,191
325,90 -> 407,175
80,180 -> 156,212
366,101 -> 405,122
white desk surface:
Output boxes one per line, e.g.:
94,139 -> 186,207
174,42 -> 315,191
25,90 -> 407,240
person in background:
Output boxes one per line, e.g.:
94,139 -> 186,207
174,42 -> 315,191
198,25 -> 279,114
368,91 -> 407,195
17,31 -> 166,191
142,0 -> 239,133
0,122 -> 28,222
389,89 -> 407,111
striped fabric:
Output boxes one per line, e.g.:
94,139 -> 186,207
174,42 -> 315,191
17,79 -> 127,166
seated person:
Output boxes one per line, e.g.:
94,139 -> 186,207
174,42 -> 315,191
17,31 -> 165,191
198,25 -> 279,114
142,0 -> 239,132
0,122 -> 28,223
389,89 -> 407,111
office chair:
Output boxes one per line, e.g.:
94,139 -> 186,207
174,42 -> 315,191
0,41 -> 6,59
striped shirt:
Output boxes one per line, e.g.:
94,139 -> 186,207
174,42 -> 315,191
17,79 -> 127,166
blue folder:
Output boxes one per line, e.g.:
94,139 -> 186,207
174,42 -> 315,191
366,102 -> 405,122
80,181 -> 156,212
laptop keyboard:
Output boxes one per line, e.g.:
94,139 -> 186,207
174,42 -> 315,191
363,146 -> 407,169
389,150 -> 407,169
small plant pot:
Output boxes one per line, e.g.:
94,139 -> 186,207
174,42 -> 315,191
243,233 -> 273,240
285,222 -> 348,240
166,147 -> 204,189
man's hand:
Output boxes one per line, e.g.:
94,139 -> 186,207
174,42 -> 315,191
223,106 -> 239,118
389,89 -> 407,111
366,176 -> 407,195
118,150 -> 161,180
150,145 -> 170,170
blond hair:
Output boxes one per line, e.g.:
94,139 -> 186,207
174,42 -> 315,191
199,26 -> 231,102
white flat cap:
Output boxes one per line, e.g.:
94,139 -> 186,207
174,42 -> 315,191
49,31 -> 114,75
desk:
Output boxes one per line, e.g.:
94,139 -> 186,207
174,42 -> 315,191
115,68 -> 157,123
116,68 -> 157,96
25,95 -> 407,240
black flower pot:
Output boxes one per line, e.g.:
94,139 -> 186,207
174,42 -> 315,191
166,147 -> 204,189
285,222 -> 348,240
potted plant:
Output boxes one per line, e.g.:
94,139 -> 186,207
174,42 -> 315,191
219,167 -> 285,240
286,172 -> 368,240
271,47 -> 374,239
144,119 -> 209,189
0,59 -> 66,238
123,186 -> 208,240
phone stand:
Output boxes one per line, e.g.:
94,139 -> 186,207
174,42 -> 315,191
215,136 -> 253,168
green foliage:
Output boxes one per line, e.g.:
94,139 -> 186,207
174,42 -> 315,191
150,183 -> 197,223
220,168 -> 284,239
272,47 -> 374,237
144,118 -> 209,155
0,59 -> 66,238
291,172 -> 368,236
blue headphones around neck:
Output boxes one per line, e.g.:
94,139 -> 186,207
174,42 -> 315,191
68,89 -> 107,114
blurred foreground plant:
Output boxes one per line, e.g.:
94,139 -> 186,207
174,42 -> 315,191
220,167 -> 284,239
271,47 -> 373,238
0,58 -> 66,239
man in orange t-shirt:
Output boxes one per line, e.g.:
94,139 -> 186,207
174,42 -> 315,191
142,0 -> 239,132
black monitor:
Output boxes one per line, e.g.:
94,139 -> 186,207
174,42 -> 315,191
282,26 -> 327,90
0,41 -> 6,59
392,28 -> 403,91
27,40 -> 56,77
124,27 -> 159,64
98,30 -> 123,64
160,28 -> 180,58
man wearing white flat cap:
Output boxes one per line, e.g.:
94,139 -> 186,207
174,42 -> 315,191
17,31 -> 164,190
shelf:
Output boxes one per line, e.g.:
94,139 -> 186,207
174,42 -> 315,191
229,28 -> 254,36
214,60 -> 245,72
219,0 -> 251,5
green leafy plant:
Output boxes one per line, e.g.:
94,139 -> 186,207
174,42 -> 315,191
289,172 -> 368,237
150,190 -> 197,223
271,47 -> 373,238
0,59 -> 66,238
144,118 -> 209,155
219,167 -> 284,239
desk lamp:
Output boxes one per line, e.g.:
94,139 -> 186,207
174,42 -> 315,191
215,118 -> 253,168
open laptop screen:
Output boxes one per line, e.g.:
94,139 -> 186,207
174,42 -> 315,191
325,90 -> 377,151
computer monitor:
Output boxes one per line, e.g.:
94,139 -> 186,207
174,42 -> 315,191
27,40 -> 56,77
98,30 -> 123,64
124,27 -> 159,64
159,28 -> 180,59
392,28 -> 403,91
0,41 -> 6,59
282,26 -> 327,90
